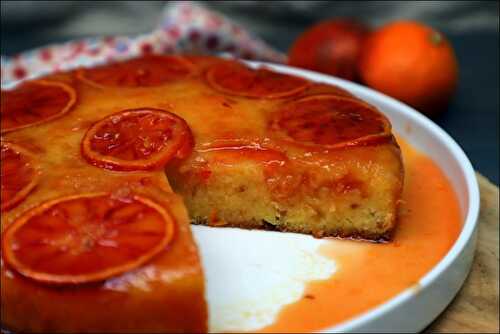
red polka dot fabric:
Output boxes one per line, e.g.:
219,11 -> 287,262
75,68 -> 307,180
0,1 -> 285,86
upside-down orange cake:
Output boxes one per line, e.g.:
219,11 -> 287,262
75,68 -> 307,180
0,55 -> 403,332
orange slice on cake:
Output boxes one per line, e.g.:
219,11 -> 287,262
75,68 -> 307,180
1,142 -> 39,211
1,80 -> 76,133
1,192 -> 175,285
206,61 -> 309,98
269,95 -> 391,149
81,108 -> 194,171
76,55 -> 195,88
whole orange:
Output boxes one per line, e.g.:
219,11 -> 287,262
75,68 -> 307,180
288,19 -> 371,81
358,21 -> 458,116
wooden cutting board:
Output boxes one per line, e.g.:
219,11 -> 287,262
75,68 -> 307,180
426,173 -> 499,333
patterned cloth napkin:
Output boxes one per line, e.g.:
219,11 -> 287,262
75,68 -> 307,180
0,1 -> 286,85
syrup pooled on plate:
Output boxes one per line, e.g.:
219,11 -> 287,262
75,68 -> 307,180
259,138 -> 462,333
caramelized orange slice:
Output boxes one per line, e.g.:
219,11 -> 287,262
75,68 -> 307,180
76,55 -> 194,88
269,95 -> 391,149
299,83 -> 354,99
206,61 -> 309,99
1,80 -> 76,133
82,108 -> 193,171
1,193 -> 175,285
1,142 -> 39,211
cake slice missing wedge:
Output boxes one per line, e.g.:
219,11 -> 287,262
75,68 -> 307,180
167,57 -> 404,241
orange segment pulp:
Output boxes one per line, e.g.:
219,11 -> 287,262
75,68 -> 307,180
1,80 -> 76,133
1,142 -> 39,211
76,55 -> 195,88
206,61 -> 310,99
81,108 -> 194,171
1,193 -> 175,285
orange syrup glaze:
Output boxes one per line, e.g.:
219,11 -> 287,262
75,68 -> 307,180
258,137 -> 462,333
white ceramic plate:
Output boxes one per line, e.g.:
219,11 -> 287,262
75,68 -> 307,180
2,59 -> 480,333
